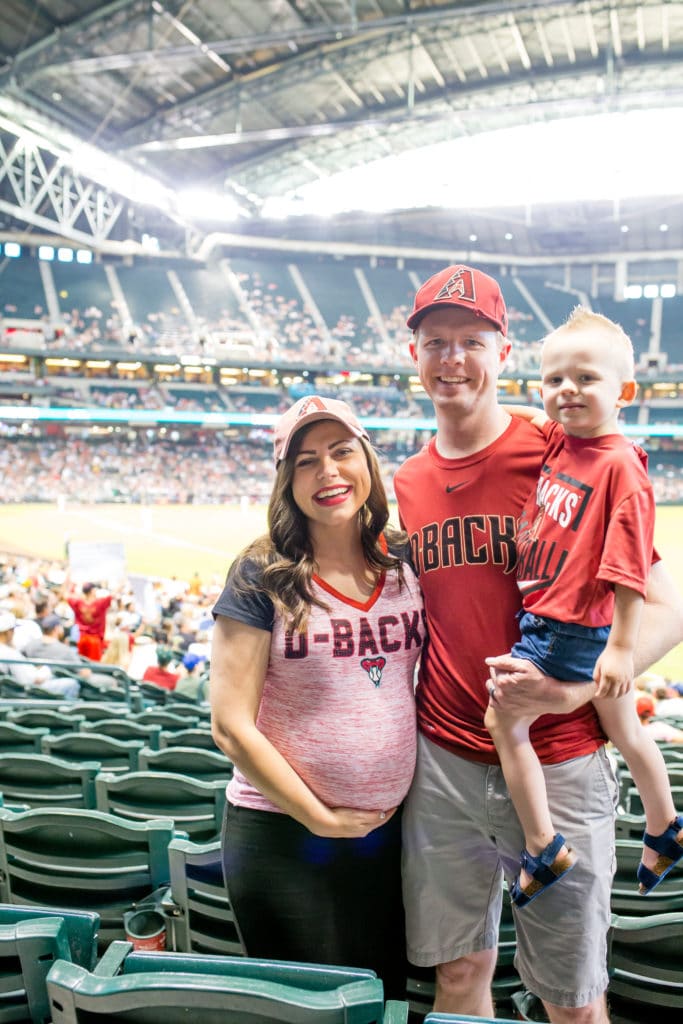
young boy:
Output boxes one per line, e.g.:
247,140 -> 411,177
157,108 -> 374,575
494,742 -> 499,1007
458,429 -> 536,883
485,305 -> 683,907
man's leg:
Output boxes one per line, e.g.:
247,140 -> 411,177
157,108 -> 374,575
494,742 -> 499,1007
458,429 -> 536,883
434,949 -> 497,1016
543,994 -> 610,1024
402,737 -> 504,1010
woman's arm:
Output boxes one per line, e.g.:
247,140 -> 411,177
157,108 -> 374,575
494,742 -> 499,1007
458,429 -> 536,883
210,615 -> 392,838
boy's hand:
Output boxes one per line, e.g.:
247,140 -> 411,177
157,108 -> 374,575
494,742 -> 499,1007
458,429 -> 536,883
593,645 -> 634,699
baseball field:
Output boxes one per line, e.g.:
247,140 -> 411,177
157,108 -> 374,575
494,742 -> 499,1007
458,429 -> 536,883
1,501 -> 682,682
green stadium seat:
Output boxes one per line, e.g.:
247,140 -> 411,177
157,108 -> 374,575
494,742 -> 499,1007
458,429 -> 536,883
0,806 -> 175,950
608,911 -> 683,1018
41,732 -> 143,773
159,727 -> 219,752
0,903 -> 99,970
46,940 -> 408,1024
612,839 -> 683,916
137,745 -> 232,782
163,837 -> 243,956
0,752 -> 100,809
134,710 -> 199,731
7,708 -> 86,734
65,702 -> 133,722
0,915 -> 72,1024
94,770 -> 226,840
81,718 -> 162,751
0,721 -> 49,753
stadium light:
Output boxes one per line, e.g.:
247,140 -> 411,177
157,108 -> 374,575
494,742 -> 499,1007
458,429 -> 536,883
4,242 -> 20,257
38,246 -> 55,261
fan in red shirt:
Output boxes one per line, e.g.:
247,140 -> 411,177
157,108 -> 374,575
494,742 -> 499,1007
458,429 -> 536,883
67,582 -> 112,661
142,646 -> 179,691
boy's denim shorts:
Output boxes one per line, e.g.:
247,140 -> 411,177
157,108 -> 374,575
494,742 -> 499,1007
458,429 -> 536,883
510,610 -> 610,683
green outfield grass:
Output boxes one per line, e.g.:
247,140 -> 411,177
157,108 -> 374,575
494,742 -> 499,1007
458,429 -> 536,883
1,501 -> 682,681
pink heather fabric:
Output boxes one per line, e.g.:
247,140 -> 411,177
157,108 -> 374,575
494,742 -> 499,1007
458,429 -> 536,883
227,566 -> 424,812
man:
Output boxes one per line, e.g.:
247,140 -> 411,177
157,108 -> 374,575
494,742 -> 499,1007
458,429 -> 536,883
0,611 -> 79,699
66,581 -> 112,660
394,264 -> 683,1024
24,613 -> 83,665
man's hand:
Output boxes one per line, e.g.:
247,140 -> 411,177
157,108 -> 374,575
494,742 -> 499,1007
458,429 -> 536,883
485,654 -> 596,716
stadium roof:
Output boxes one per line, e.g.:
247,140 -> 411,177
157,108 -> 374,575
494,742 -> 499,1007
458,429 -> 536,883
1,0 -> 683,260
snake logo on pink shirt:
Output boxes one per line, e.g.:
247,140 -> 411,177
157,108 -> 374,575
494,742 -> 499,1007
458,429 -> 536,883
361,656 -> 386,687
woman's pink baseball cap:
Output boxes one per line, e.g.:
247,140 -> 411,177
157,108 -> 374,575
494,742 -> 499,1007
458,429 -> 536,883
273,396 -> 369,464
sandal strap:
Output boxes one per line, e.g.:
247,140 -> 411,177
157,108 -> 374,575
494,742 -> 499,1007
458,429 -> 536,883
519,833 -> 568,884
643,815 -> 683,863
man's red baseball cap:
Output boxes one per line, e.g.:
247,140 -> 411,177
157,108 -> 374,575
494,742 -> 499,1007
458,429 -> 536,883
407,264 -> 508,336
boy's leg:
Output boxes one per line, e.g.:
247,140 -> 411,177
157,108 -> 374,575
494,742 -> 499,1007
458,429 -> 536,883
485,704 -> 555,854
593,694 -> 682,875
485,702 -> 575,895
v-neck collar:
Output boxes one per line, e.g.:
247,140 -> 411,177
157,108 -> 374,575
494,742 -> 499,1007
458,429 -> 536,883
312,533 -> 388,612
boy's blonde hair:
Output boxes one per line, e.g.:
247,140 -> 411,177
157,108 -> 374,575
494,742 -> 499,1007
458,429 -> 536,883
542,305 -> 635,381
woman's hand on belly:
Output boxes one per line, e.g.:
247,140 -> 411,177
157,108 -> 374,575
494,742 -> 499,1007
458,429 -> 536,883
307,805 -> 397,838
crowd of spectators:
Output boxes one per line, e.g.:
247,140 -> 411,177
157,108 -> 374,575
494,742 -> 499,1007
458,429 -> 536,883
3,264 -> 554,372
0,552 -> 221,701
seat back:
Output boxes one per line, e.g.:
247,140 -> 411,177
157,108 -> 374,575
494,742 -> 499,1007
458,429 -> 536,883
7,709 -> 86,734
82,718 -> 162,751
95,771 -> 226,840
0,721 -> 49,753
159,727 -> 219,752
0,915 -> 71,1024
41,732 -> 143,772
0,807 -> 175,950
66,703 -> 134,722
134,710 -> 199,731
165,837 -> 244,956
164,702 -> 211,722
0,752 -> 100,809
0,902 -> 99,970
137,682 -> 171,707
137,745 -> 233,781
608,911 -> 683,1011
47,943 -> 390,1024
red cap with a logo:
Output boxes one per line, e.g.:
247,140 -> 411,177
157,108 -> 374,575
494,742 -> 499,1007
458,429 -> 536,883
273,395 -> 369,464
407,264 -> 508,335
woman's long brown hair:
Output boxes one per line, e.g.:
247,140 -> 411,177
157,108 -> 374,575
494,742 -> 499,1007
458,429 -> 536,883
228,428 -> 406,632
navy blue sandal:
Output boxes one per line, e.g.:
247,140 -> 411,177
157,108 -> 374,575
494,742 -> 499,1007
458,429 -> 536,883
510,832 -> 577,909
638,814 -> 683,894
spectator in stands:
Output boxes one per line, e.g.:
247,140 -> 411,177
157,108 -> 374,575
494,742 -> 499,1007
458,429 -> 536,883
0,611 -> 79,699
66,580 -> 113,660
24,613 -> 81,665
636,694 -> 683,742
173,652 -> 207,700
101,631 -> 131,671
142,646 -> 179,691
210,395 -> 424,1000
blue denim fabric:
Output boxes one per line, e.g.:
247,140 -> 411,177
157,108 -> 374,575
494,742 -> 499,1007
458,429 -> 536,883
511,610 -> 610,683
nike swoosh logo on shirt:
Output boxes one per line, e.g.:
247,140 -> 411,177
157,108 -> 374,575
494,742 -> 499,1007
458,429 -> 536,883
446,482 -> 468,492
